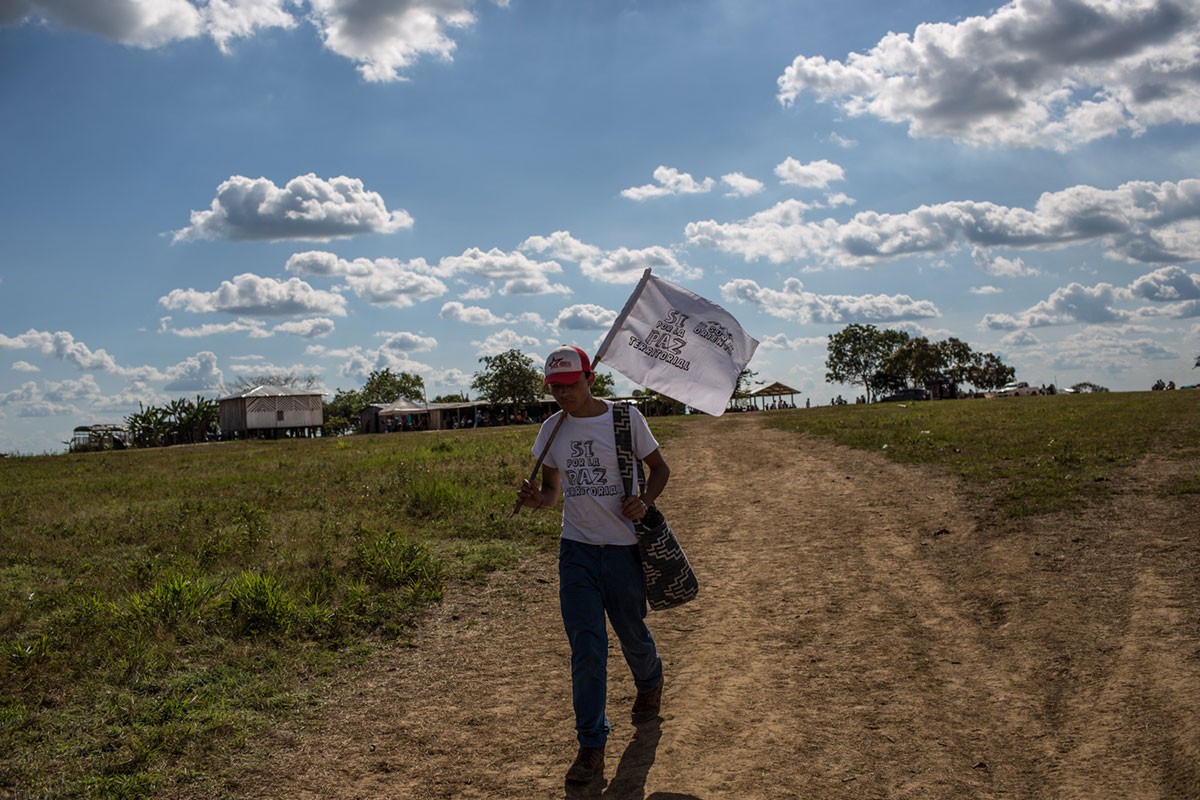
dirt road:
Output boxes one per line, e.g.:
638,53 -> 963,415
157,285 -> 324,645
223,414 -> 1199,799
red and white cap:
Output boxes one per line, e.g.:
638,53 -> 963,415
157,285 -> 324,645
543,345 -> 591,386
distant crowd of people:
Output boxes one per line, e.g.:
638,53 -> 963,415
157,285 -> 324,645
1151,379 -> 1177,391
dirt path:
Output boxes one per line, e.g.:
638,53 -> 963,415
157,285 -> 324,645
222,414 -> 1200,799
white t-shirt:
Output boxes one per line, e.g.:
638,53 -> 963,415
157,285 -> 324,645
532,400 -> 660,546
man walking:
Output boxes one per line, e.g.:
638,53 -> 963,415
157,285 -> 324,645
517,345 -> 670,785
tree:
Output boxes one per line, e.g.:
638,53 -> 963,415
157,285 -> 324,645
965,352 -> 1015,391
471,349 -> 542,412
361,369 -> 425,405
1194,354 -> 1199,369
1071,381 -> 1109,393
735,367 -> 762,398
881,337 -> 946,389
432,392 -> 469,403
825,324 -> 910,403
322,388 -> 363,436
632,388 -> 685,415
230,372 -> 320,393
590,372 -> 616,398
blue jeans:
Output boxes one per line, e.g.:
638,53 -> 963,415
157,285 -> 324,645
558,538 -> 663,748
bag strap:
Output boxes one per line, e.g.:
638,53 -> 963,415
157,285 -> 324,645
611,402 -> 645,499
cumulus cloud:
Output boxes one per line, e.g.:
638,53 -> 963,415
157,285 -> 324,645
687,179 -> 1200,267
472,328 -> 540,357
307,342 -> 432,382
1048,326 -> 1178,372
581,245 -> 701,285
985,265 -> 1200,330
11,360 -> 39,372
1,0 -> 205,48
286,250 -> 448,308
983,281 -> 1132,329
1128,265 -> 1200,301
273,318 -> 336,338
553,304 -> 616,331
621,166 -> 715,201
519,231 -> 603,264
439,301 -> 544,327
160,273 -> 348,317
309,0 -> 506,82
722,172 -> 765,197
2,1 -> 501,81
777,0 -> 1200,151
970,285 -> 1004,295
433,247 -> 570,296
757,333 -> 823,350
971,245 -> 1038,277
163,351 -> 225,392
173,175 -> 413,242
721,277 -> 940,324
774,157 -> 845,189
378,331 -> 437,352
0,328 -> 124,374
520,231 -> 700,284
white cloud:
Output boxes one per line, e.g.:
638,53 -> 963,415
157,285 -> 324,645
722,172 -> 765,197
777,0 -> 1200,151
173,174 -> 413,242
440,301 -> 505,326
553,304 -> 616,331
721,277 -> 940,324
439,301 -> 544,328
2,1 -> 499,81
472,328 -> 540,356
309,0 -> 506,83
972,246 -> 1038,277
828,132 -> 858,148
274,318 -> 336,338
287,251 -> 448,308
620,166 -> 715,201
522,232 -> 700,284
0,328 -> 124,373
581,245 -> 701,285
983,281 -> 1132,329
11,360 -> 39,372
688,179 -> 1200,267
378,331 -> 438,353
163,318 -> 271,338
774,157 -> 845,189
1,0 -> 205,48
163,351 -> 224,392
970,285 -> 1003,295
520,231 -> 604,264
434,247 -> 570,296
1128,265 -> 1200,301
160,273 -> 348,317
1047,326 -> 1179,373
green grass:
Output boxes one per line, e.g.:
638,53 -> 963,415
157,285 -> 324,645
2,394 -> 1194,797
762,390 -> 1200,518
0,427 -> 560,799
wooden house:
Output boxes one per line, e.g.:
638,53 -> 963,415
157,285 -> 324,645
219,386 -> 324,439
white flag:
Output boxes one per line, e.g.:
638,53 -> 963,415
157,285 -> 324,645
596,270 -> 759,416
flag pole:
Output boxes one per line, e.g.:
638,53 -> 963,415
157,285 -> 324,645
511,268 -> 653,517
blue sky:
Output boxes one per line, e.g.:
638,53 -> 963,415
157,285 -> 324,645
2,0 -> 1199,453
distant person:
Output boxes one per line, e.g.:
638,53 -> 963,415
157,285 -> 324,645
516,345 -> 670,786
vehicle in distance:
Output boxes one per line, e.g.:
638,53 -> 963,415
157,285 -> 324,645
997,381 -> 1039,397
880,387 -> 930,402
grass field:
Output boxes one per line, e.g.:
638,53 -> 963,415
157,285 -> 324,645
1,391 -> 1197,798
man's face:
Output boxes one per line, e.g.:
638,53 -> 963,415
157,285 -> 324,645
548,373 -> 593,414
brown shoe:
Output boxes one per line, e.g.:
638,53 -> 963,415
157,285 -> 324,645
565,746 -> 604,784
631,678 -> 663,724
